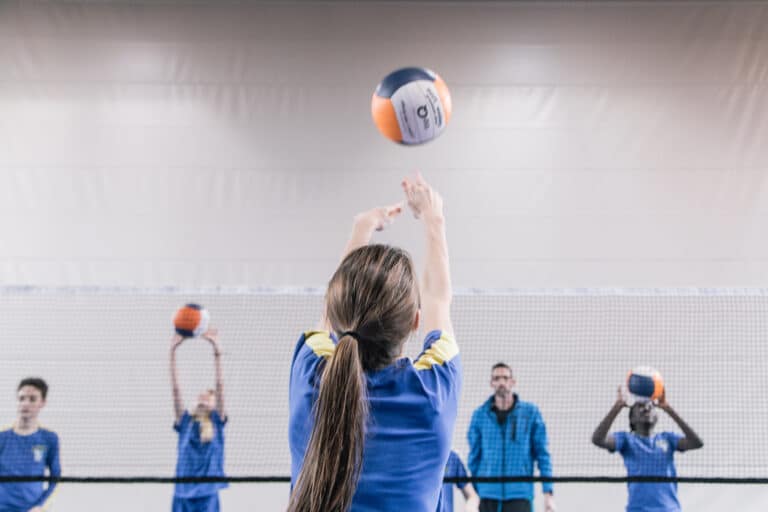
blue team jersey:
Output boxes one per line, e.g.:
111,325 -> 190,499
0,426 -> 60,512
174,411 -> 228,499
613,431 -> 683,512
440,450 -> 469,512
289,329 -> 462,512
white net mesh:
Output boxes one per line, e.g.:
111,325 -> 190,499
0,287 -> 764,479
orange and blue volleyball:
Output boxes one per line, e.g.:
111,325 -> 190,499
371,66 -> 452,145
173,303 -> 210,338
627,366 -> 664,401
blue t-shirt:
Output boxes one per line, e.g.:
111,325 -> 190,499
0,426 -> 60,512
289,329 -> 462,512
174,410 -> 228,498
440,450 -> 469,512
613,431 -> 683,512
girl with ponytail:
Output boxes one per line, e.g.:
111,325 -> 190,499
288,173 -> 461,512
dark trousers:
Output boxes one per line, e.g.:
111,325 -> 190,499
479,498 -> 532,512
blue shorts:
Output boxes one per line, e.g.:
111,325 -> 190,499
172,494 -> 220,512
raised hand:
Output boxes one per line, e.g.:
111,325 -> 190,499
402,172 -> 444,222
616,385 -> 628,407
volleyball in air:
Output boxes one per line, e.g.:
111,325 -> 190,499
627,366 -> 664,401
371,66 -> 452,145
173,304 -> 210,338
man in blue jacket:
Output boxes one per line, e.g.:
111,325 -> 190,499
468,363 -> 555,512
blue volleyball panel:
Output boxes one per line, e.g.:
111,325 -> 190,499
374,67 -> 437,98
628,374 -> 655,397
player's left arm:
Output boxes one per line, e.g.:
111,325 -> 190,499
203,328 -> 226,420
30,433 -> 60,511
658,390 -> 703,451
318,202 -> 403,331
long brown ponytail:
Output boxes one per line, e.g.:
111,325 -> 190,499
288,245 -> 419,512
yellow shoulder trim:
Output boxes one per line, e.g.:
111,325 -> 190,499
413,332 -> 459,370
304,331 -> 336,359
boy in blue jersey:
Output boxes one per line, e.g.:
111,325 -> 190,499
288,174 -> 462,512
0,377 -> 60,512
468,363 -> 555,512
441,450 -> 480,512
170,328 -> 227,512
592,386 -> 703,512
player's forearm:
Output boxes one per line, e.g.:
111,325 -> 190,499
33,478 -> 58,510
170,354 -> 181,390
421,214 -> 451,302
319,216 -> 378,331
592,402 -> 623,446
213,352 -> 225,416
662,405 -> 703,448
170,351 -> 184,417
341,215 -> 378,260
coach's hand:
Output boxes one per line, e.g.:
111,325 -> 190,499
544,493 -> 556,512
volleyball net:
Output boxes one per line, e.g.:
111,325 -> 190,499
0,287 -> 765,483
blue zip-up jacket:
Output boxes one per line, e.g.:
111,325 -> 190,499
467,395 -> 553,501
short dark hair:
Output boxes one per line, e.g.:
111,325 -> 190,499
18,378 -> 48,400
492,362 -> 512,374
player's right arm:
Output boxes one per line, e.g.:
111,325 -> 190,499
34,432 -> 60,512
170,334 -> 186,423
202,328 -> 226,420
592,386 -> 626,451
658,389 -> 703,452
402,172 -> 453,337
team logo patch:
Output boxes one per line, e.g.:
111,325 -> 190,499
655,438 -> 669,453
32,445 -> 46,463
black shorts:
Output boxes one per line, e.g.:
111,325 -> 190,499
479,498 -> 531,512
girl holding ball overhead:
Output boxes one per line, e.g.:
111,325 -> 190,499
169,322 -> 228,512
288,173 -> 461,512
592,382 -> 703,512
